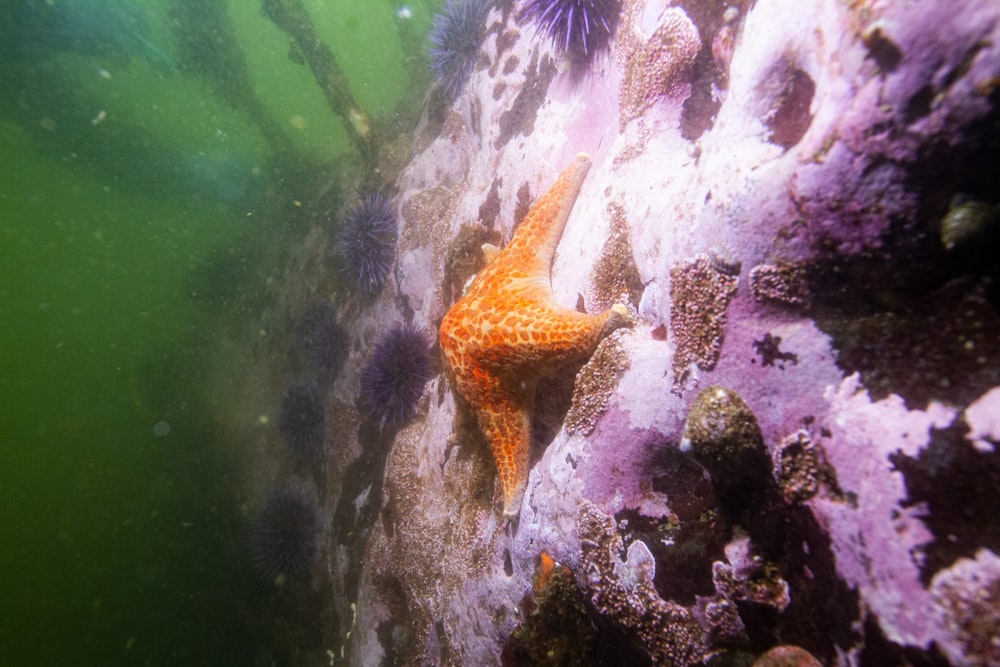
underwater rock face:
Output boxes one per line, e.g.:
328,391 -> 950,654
241,0 -> 1000,664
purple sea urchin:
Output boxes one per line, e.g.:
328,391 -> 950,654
360,323 -> 434,430
340,193 -> 397,296
278,382 -> 326,459
521,0 -> 621,60
300,302 -> 348,379
248,488 -> 318,584
428,0 -> 493,99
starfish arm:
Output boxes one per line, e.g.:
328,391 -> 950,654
473,376 -> 534,518
502,153 -> 592,268
438,333 -> 535,518
477,304 -> 628,375
438,154 -> 628,519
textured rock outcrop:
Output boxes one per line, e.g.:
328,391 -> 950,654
258,0 -> 1000,664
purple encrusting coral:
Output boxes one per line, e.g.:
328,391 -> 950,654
359,323 -> 434,430
340,193 -> 397,296
428,0 -> 493,99
521,0 -> 622,59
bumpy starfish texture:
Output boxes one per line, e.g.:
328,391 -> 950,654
439,154 -> 628,517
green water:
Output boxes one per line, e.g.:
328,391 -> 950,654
0,1 -> 429,663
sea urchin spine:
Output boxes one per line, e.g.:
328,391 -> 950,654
248,487 -> 319,584
300,301 -> 348,379
360,323 -> 434,430
428,0 -> 493,99
521,0 -> 622,60
339,192 -> 397,297
278,382 -> 326,460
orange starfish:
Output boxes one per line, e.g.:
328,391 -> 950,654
439,153 -> 628,517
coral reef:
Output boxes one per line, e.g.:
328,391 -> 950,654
772,429 -> 830,504
564,329 -> 631,436
503,555 -> 647,666
442,222 -> 502,305
579,501 -> 709,666
712,544 -> 790,613
588,201 -> 644,312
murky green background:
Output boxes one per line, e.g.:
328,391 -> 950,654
0,1 -> 428,662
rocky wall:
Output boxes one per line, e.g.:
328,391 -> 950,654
269,0 -> 1000,664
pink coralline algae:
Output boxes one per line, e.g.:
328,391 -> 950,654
669,254 -> 739,390
965,386 -> 1000,452
930,549 -> 1000,665
813,375 -> 960,653
712,540 -> 791,613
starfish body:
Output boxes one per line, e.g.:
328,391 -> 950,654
439,154 -> 627,517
